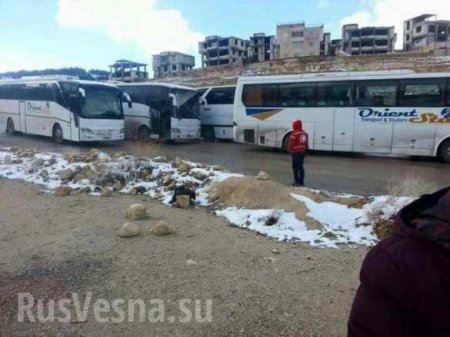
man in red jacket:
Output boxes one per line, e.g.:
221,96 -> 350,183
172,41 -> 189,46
348,187 -> 450,337
287,120 -> 309,187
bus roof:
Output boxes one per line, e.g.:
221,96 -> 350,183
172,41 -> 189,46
237,70 -> 450,84
0,77 -> 119,89
114,81 -> 196,91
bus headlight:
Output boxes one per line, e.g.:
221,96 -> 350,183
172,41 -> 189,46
81,128 -> 95,135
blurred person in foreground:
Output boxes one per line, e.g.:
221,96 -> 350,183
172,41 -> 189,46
348,187 -> 450,337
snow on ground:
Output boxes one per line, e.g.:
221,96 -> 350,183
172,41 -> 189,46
0,147 -> 415,248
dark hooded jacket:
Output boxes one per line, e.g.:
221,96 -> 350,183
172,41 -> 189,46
287,120 -> 308,153
348,187 -> 450,337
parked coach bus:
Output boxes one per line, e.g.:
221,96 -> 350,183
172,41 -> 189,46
198,85 -> 235,141
233,71 -> 450,162
117,83 -> 201,141
0,76 -> 128,143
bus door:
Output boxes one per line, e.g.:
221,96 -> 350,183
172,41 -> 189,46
353,81 -> 396,153
19,101 -> 26,132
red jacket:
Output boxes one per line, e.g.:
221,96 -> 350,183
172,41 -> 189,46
287,120 -> 308,153
348,187 -> 450,337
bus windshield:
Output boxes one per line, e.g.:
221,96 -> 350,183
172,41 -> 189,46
80,85 -> 123,119
175,89 -> 200,119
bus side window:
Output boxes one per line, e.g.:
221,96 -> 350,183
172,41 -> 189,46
278,83 -> 316,107
356,81 -> 397,107
317,83 -> 354,107
206,87 -> 235,105
398,79 -> 444,107
243,85 -> 263,107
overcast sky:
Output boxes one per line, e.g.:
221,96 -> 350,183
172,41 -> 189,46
0,0 -> 449,72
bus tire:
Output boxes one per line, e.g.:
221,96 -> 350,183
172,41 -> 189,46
6,118 -> 15,135
282,132 -> 292,153
438,139 -> 450,163
52,124 -> 64,144
137,125 -> 151,141
202,126 -> 215,142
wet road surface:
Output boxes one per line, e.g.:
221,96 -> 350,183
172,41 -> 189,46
1,133 -> 449,196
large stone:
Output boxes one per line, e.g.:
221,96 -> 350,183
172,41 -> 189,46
101,188 -> 113,197
175,195 -> 191,209
126,204 -> 148,220
112,181 -> 123,192
117,223 -> 140,238
73,173 -> 88,183
191,171 -> 208,181
149,221 -> 172,236
256,170 -> 270,181
175,160 -> 191,173
53,186 -> 72,197
57,169 -> 74,181
3,156 -> 12,164
86,149 -> 100,162
29,158 -> 45,172
162,174 -> 173,186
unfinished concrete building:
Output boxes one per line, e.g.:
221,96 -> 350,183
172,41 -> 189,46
109,60 -> 148,82
199,36 -> 249,67
276,22 -> 325,58
248,33 -> 276,63
404,14 -> 450,54
342,24 -> 396,55
153,52 -> 195,79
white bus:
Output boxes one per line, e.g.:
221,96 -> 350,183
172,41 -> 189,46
117,83 -> 201,141
233,71 -> 450,162
198,85 -> 235,141
0,76 -> 127,143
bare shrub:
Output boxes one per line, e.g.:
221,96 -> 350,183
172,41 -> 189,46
385,169 -> 438,198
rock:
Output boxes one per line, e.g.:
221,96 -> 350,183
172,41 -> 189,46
126,204 -> 148,220
73,173 -> 88,183
271,248 -> 281,254
139,168 -> 153,180
186,259 -> 197,266
93,161 -> 108,174
46,157 -> 57,166
191,171 -> 208,181
39,169 -> 49,179
256,170 -> 270,181
126,188 -> 138,195
101,188 -> 113,197
29,158 -> 45,172
117,223 -> 140,238
3,155 -> 12,164
175,160 -> 191,173
57,169 -> 74,181
162,174 -> 173,186
306,255 -> 313,261
152,155 -> 167,163
111,151 -> 127,159
112,181 -> 123,192
175,195 -> 191,209
149,221 -> 172,236
86,149 -> 100,162
53,186 -> 72,197
80,186 -> 91,194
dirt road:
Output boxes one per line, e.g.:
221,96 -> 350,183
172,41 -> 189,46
0,180 -> 367,337
1,133 -> 449,196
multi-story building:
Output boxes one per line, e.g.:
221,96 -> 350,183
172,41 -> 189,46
320,32 -> 331,56
109,60 -> 148,82
342,24 -> 396,55
330,39 -> 342,55
403,14 -> 450,53
276,22 -> 324,58
199,36 -> 249,67
152,52 -> 195,79
248,33 -> 276,63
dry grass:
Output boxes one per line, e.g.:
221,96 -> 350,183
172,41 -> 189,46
385,169 -> 438,198
208,176 -> 366,230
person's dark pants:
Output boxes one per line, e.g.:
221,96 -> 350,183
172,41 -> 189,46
291,152 -> 306,186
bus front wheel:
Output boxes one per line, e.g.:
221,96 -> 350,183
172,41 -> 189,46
438,139 -> 450,163
282,132 -> 292,153
137,125 -> 151,141
6,118 -> 15,135
52,124 -> 64,144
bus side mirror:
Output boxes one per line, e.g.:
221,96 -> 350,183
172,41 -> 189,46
123,92 -> 132,109
168,93 -> 177,107
77,88 -> 86,106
